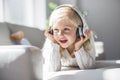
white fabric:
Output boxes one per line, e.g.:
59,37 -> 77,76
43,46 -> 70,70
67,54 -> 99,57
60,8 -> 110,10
0,23 -> 13,45
48,60 -> 120,80
48,68 -> 120,80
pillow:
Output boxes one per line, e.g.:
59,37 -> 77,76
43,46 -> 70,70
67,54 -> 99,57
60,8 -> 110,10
0,23 -> 13,45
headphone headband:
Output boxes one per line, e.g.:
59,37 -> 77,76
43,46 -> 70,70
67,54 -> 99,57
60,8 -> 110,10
55,4 -> 84,27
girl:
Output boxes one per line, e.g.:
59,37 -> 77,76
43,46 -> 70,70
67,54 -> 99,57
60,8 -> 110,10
42,4 -> 96,73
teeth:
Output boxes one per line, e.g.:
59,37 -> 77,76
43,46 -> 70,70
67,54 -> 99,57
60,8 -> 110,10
60,39 -> 66,40
60,40 -> 66,41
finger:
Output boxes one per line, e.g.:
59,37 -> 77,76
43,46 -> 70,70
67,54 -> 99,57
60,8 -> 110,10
75,36 -> 84,49
84,31 -> 91,42
85,30 -> 91,37
87,30 -> 91,39
44,29 -> 57,43
44,30 -> 51,37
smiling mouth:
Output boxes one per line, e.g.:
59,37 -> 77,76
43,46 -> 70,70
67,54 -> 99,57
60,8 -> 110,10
59,40 -> 68,44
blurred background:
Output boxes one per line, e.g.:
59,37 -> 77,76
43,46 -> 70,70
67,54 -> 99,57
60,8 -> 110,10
0,0 -> 120,60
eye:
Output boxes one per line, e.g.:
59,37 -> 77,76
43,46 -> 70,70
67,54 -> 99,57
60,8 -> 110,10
64,28 -> 70,32
53,29 -> 59,33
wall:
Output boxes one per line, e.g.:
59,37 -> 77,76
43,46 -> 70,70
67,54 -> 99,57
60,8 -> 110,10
78,0 -> 120,60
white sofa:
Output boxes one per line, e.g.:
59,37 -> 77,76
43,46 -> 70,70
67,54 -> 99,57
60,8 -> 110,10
0,22 -> 43,80
0,22 -> 120,80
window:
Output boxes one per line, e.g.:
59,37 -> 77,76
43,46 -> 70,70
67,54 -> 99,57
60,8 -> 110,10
1,0 -> 46,30
0,0 -> 4,22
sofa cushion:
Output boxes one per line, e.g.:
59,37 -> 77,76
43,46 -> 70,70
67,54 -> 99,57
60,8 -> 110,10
48,68 -> 120,80
0,23 -> 13,45
47,60 -> 120,80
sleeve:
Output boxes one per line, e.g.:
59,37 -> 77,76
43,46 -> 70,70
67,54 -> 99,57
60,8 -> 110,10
74,35 -> 96,69
42,38 -> 61,72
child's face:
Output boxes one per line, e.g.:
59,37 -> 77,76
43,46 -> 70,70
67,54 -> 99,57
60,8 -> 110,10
52,17 -> 77,48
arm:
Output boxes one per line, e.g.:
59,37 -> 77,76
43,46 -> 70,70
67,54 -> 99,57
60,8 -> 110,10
42,38 -> 61,72
74,34 -> 96,69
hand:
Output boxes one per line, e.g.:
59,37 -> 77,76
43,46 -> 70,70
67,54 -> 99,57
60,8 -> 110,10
74,30 -> 91,51
44,29 -> 57,43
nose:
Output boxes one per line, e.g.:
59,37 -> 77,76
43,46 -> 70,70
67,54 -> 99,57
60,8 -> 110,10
58,31 -> 64,36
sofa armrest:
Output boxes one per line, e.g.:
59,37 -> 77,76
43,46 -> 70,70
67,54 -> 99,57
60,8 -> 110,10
0,45 -> 43,80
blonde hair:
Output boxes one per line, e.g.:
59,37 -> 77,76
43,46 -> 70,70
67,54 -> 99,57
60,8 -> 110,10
49,6 -> 91,57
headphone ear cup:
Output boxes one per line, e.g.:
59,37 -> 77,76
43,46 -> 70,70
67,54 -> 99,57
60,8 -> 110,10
76,28 -> 80,38
81,26 -> 85,38
51,29 -> 53,35
49,27 -> 53,35
76,27 -> 85,39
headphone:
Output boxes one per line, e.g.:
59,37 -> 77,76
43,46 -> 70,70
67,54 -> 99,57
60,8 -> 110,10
49,4 -> 86,39
76,25 -> 85,39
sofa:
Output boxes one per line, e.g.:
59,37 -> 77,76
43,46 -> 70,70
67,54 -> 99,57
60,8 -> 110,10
0,22 -> 43,80
0,22 -> 120,80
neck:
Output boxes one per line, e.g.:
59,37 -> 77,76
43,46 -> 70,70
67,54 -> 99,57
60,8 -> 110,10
67,45 -> 75,58
67,45 -> 74,54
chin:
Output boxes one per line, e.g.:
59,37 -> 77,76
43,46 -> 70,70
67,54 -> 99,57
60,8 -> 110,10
60,44 -> 69,48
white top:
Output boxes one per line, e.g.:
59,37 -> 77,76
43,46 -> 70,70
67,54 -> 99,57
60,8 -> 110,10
42,35 -> 96,72
61,49 -> 78,67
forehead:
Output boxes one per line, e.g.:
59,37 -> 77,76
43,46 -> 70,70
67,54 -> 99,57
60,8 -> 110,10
52,17 -> 76,28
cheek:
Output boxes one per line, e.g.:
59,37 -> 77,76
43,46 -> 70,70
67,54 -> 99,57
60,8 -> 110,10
69,34 -> 76,42
65,32 -> 76,42
53,35 -> 59,41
